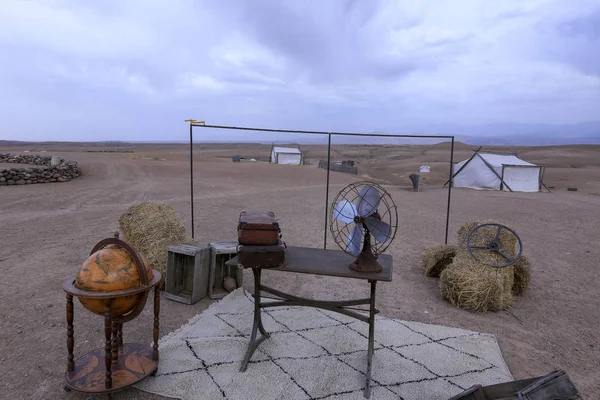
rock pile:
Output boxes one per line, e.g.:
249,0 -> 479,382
0,153 -> 81,186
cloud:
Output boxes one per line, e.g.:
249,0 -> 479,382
0,0 -> 598,141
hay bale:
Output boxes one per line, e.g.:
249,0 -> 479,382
422,244 -> 457,277
439,259 -> 514,312
118,201 -> 192,283
512,254 -> 531,295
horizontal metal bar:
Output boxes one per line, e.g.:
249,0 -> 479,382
258,285 -> 370,322
259,285 -> 370,307
314,305 -> 370,323
261,300 -> 369,323
191,123 -> 455,139
500,164 -> 542,168
261,298 -> 370,312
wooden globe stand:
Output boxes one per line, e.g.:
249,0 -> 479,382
62,234 -> 162,398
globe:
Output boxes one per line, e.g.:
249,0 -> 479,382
74,246 -> 154,316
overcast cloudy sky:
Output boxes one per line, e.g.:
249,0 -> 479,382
1,0 -> 599,142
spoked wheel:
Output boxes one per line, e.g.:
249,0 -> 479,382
466,223 -> 522,268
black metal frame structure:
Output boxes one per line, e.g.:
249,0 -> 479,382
187,121 -> 456,245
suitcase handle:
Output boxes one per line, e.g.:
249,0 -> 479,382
236,240 -> 286,253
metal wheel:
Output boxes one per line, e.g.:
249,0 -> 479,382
466,223 -> 522,268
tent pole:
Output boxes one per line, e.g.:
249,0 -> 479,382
500,166 -> 505,191
540,166 -> 551,192
443,146 -> 482,187
444,137 -> 454,245
475,153 -> 513,192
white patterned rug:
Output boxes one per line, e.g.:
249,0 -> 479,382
134,289 -> 512,400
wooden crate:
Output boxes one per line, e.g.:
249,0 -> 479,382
209,241 -> 242,300
164,243 -> 211,304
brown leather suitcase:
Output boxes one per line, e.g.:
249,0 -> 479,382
237,241 -> 286,269
237,211 -> 281,245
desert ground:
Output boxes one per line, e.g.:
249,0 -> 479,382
1,140 -> 599,399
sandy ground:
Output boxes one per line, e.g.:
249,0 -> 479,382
0,142 -> 599,399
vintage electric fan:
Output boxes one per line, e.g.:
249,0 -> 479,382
330,182 -> 398,272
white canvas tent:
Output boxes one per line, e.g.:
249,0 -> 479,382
270,146 -> 303,165
453,152 -> 544,192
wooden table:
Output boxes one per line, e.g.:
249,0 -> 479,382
226,246 -> 393,399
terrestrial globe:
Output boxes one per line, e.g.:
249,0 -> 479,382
74,243 -> 153,316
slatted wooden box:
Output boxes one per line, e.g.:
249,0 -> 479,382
164,243 -> 211,304
209,241 -> 243,300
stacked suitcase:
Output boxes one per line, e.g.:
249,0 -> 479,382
236,211 -> 286,269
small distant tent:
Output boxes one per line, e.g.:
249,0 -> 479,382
420,165 -> 431,173
452,151 -> 546,192
270,146 -> 303,165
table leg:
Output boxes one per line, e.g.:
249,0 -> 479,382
364,280 -> 376,399
240,268 -> 269,372
255,271 -> 269,338
66,294 -> 74,372
104,299 -> 113,389
153,285 -> 160,362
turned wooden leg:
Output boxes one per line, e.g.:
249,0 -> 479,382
153,285 -> 160,361
117,323 -> 123,347
104,299 -> 112,389
66,294 -> 74,372
111,321 -> 118,364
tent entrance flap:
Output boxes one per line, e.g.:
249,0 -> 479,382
501,165 -> 543,192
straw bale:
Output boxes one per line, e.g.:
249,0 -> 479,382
422,244 -> 456,277
118,201 -> 192,283
439,259 -> 515,312
512,254 -> 531,295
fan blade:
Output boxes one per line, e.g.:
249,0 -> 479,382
347,225 -> 363,256
365,217 -> 392,243
333,200 -> 357,224
357,185 -> 381,217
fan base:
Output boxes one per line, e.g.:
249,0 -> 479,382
349,253 -> 383,273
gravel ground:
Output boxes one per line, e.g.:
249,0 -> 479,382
0,144 -> 598,399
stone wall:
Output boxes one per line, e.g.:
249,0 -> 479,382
0,153 -> 81,186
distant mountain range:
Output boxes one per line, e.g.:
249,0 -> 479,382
2,121 -> 599,147
244,121 -> 600,146
449,121 -> 600,146
454,134 -> 600,146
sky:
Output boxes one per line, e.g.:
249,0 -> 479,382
0,0 -> 599,142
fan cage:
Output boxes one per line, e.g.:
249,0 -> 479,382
329,181 -> 398,257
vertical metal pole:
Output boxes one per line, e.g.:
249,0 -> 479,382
445,137 -> 454,244
365,279 -> 376,398
190,124 -> 195,239
324,133 -> 332,249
